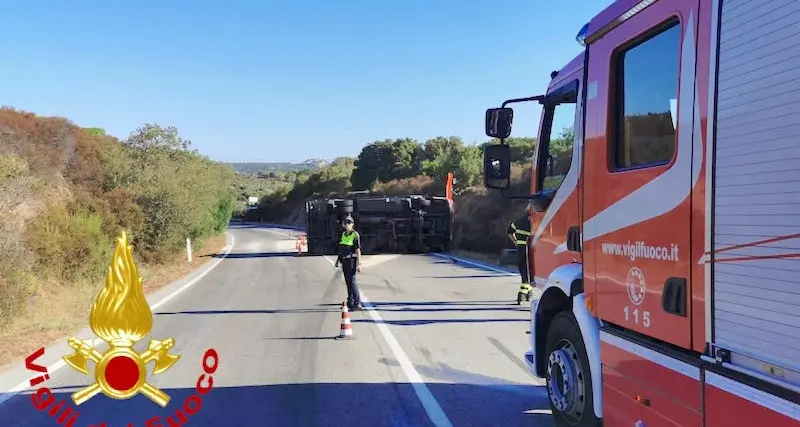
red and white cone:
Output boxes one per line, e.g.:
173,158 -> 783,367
336,302 -> 354,339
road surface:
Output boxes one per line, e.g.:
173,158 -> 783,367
0,224 -> 553,427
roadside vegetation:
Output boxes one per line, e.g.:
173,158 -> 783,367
0,108 -> 235,366
0,104 -> 573,365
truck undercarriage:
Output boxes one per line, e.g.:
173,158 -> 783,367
304,194 -> 454,255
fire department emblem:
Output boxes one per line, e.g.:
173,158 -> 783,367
626,267 -> 646,306
62,231 -> 180,407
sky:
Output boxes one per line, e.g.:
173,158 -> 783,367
0,0 -> 614,163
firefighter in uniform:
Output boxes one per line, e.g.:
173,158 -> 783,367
334,215 -> 363,310
507,206 -> 533,304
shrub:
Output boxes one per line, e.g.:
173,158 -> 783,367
211,195 -> 235,233
0,265 -> 33,329
135,190 -> 186,262
371,175 -> 442,196
26,204 -> 111,282
453,165 -> 531,254
0,153 -> 29,180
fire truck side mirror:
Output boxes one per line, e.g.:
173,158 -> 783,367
485,107 -> 514,139
483,144 -> 511,190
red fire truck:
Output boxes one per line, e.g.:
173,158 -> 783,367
482,0 -> 800,426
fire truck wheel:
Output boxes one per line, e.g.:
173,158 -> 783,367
544,311 -> 600,427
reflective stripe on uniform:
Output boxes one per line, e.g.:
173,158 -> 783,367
516,240 -> 528,245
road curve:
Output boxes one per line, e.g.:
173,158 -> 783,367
0,224 -> 553,427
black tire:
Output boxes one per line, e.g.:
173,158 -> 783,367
544,311 -> 600,427
411,197 -> 432,209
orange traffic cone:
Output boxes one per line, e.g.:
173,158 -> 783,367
336,302 -> 354,340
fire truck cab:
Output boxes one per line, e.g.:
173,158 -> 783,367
483,0 -> 800,426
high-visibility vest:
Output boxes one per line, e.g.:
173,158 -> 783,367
340,231 -> 358,246
510,220 -> 531,245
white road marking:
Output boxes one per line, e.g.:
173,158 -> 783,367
0,232 -> 236,405
322,254 -> 454,427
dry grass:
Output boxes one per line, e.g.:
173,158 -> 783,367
371,175 -> 442,196
0,233 -> 228,370
452,165 -> 531,255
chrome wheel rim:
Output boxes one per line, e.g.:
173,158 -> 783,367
546,340 -> 586,424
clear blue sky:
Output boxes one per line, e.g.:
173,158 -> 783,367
0,0 -> 613,163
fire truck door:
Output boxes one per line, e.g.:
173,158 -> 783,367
582,0 -> 700,349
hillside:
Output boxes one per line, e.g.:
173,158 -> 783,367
229,159 -> 329,175
0,108 -> 234,366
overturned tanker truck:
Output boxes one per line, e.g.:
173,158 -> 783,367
304,173 -> 455,255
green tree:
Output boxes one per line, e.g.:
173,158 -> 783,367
423,136 -> 464,162
388,138 -> 423,180
104,124 -> 235,260
550,127 -> 573,156
452,145 -> 483,188
351,139 -> 423,189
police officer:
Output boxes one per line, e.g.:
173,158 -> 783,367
507,205 -> 533,305
334,215 -> 363,310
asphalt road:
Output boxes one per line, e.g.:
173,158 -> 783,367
0,224 -> 553,427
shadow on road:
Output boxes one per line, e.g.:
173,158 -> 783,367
225,223 -> 264,229
208,252 -> 298,259
427,256 -> 517,274
371,306 -> 523,313
359,300 -> 513,307
316,300 -> 526,315
154,308 -> 338,316
2,382 -> 553,427
412,274 -> 511,279
226,222 -> 303,231
353,318 -> 528,326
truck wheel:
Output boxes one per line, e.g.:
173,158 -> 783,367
411,197 -> 431,209
544,311 -> 600,427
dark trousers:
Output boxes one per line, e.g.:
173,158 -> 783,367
341,257 -> 361,307
517,244 -> 531,284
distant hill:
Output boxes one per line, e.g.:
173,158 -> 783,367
229,159 -> 329,175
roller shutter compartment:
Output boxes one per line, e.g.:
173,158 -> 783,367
712,0 -> 800,374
